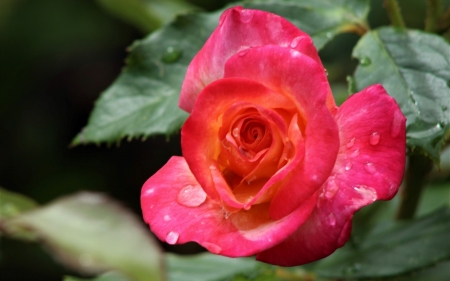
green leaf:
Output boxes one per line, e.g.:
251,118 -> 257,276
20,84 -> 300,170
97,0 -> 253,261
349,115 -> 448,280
166,253 -> 261,281
95,0 -> 198,33
72,10 -> 222,145
3,192 -> 163,281
245,0 -> 370,49
352,27 -> 450,162
64,271 -> 131,281
315,207 -> 450,279
0,187 -> 38,221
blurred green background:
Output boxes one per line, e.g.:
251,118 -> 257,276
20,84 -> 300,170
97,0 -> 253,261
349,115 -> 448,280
0,0 -> 447,280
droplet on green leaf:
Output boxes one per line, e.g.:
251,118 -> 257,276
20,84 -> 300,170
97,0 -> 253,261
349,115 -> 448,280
359,57 -> 371,66
162,47 -> 182,63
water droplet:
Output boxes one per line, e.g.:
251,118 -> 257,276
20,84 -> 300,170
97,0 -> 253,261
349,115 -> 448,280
238,48 -> 250,57
353,185 -> 377,205
326,32 -> 333,38
327,213 -> 336,226
391,111 -> 403,138
165,231 -> 179,245
325,177 -> 339,199
246,176 -> 256,185
359,57 -> 371,66
162,47 -> 182,63
364,162 -> 376,174
164,215 -> 171,222
350,148 -> 360,158
240,9 -> 254,23
343,263 -> 362,275
144,188 -> 154,196
369,132 -> 380,145
346,138 -> 355,148
345,162 -> 352,171
209,165 -> 216,170
232,127 -> 240,138
221,207 -> 231,219
324,68 -> 328,76
201,242 -> 222,254
176,185 -> 207,207
290,36 -> 302,48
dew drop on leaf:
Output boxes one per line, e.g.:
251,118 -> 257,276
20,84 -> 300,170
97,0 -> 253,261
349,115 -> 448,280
162,46 -> 182,63
359,57 -> 371,66
176,185 -> 207,207
165,231 -> 179,245
369,132 -> 380,145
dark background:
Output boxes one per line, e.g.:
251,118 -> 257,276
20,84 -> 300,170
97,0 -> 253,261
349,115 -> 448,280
0,0 -> 437,280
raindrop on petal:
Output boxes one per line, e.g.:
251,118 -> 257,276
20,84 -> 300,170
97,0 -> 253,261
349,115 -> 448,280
350,148 -> 360,158
325,177 -> 339,199
369,132 -> 380,145
327,213 -> 336,226
238,48 -> 250,57
345,162 -> 352,171
176,185 -> 207,207
364,162 -> 377,174
144,188 -> 155,195
164,215 -> 171,221
346,138 -> 355,148
290,36 -> 302,48
391,111 -> 403,138
165,231 -> 179,245
240,9 -> 254,23
201,242 -> 222,254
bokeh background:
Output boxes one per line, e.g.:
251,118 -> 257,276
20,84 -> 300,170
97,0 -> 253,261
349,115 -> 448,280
0,0 -> 445,280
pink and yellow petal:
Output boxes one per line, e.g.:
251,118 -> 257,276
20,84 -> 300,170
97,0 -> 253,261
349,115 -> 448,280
179,6 -> 323,112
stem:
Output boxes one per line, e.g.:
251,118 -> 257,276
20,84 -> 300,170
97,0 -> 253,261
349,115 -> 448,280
425,0 -> 443,32
383,0 -> 406,28
396,154 -> 434,220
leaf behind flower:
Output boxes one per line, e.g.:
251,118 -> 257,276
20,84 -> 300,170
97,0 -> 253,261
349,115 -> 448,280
352,27 -> 450,162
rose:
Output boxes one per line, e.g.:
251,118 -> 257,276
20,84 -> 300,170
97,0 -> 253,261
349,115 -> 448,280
141,6 -> 406,266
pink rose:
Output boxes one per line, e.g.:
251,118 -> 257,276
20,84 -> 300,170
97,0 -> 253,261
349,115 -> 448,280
141,6 -> 406,266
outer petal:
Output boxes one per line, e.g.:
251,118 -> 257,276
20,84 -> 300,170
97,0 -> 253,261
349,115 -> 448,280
182,78 -> 295,202
180,6 -> 323,112
224,46 -> 340,219
141,156 -> 317,257
256,84 -> 406,266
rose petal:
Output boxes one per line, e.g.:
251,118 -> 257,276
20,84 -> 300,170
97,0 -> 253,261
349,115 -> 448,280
256,84 -> 406,266
182,78 -> 295,202
224,46 -> 340,219
141,156 -> 317,257
180,6 -> 323,112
